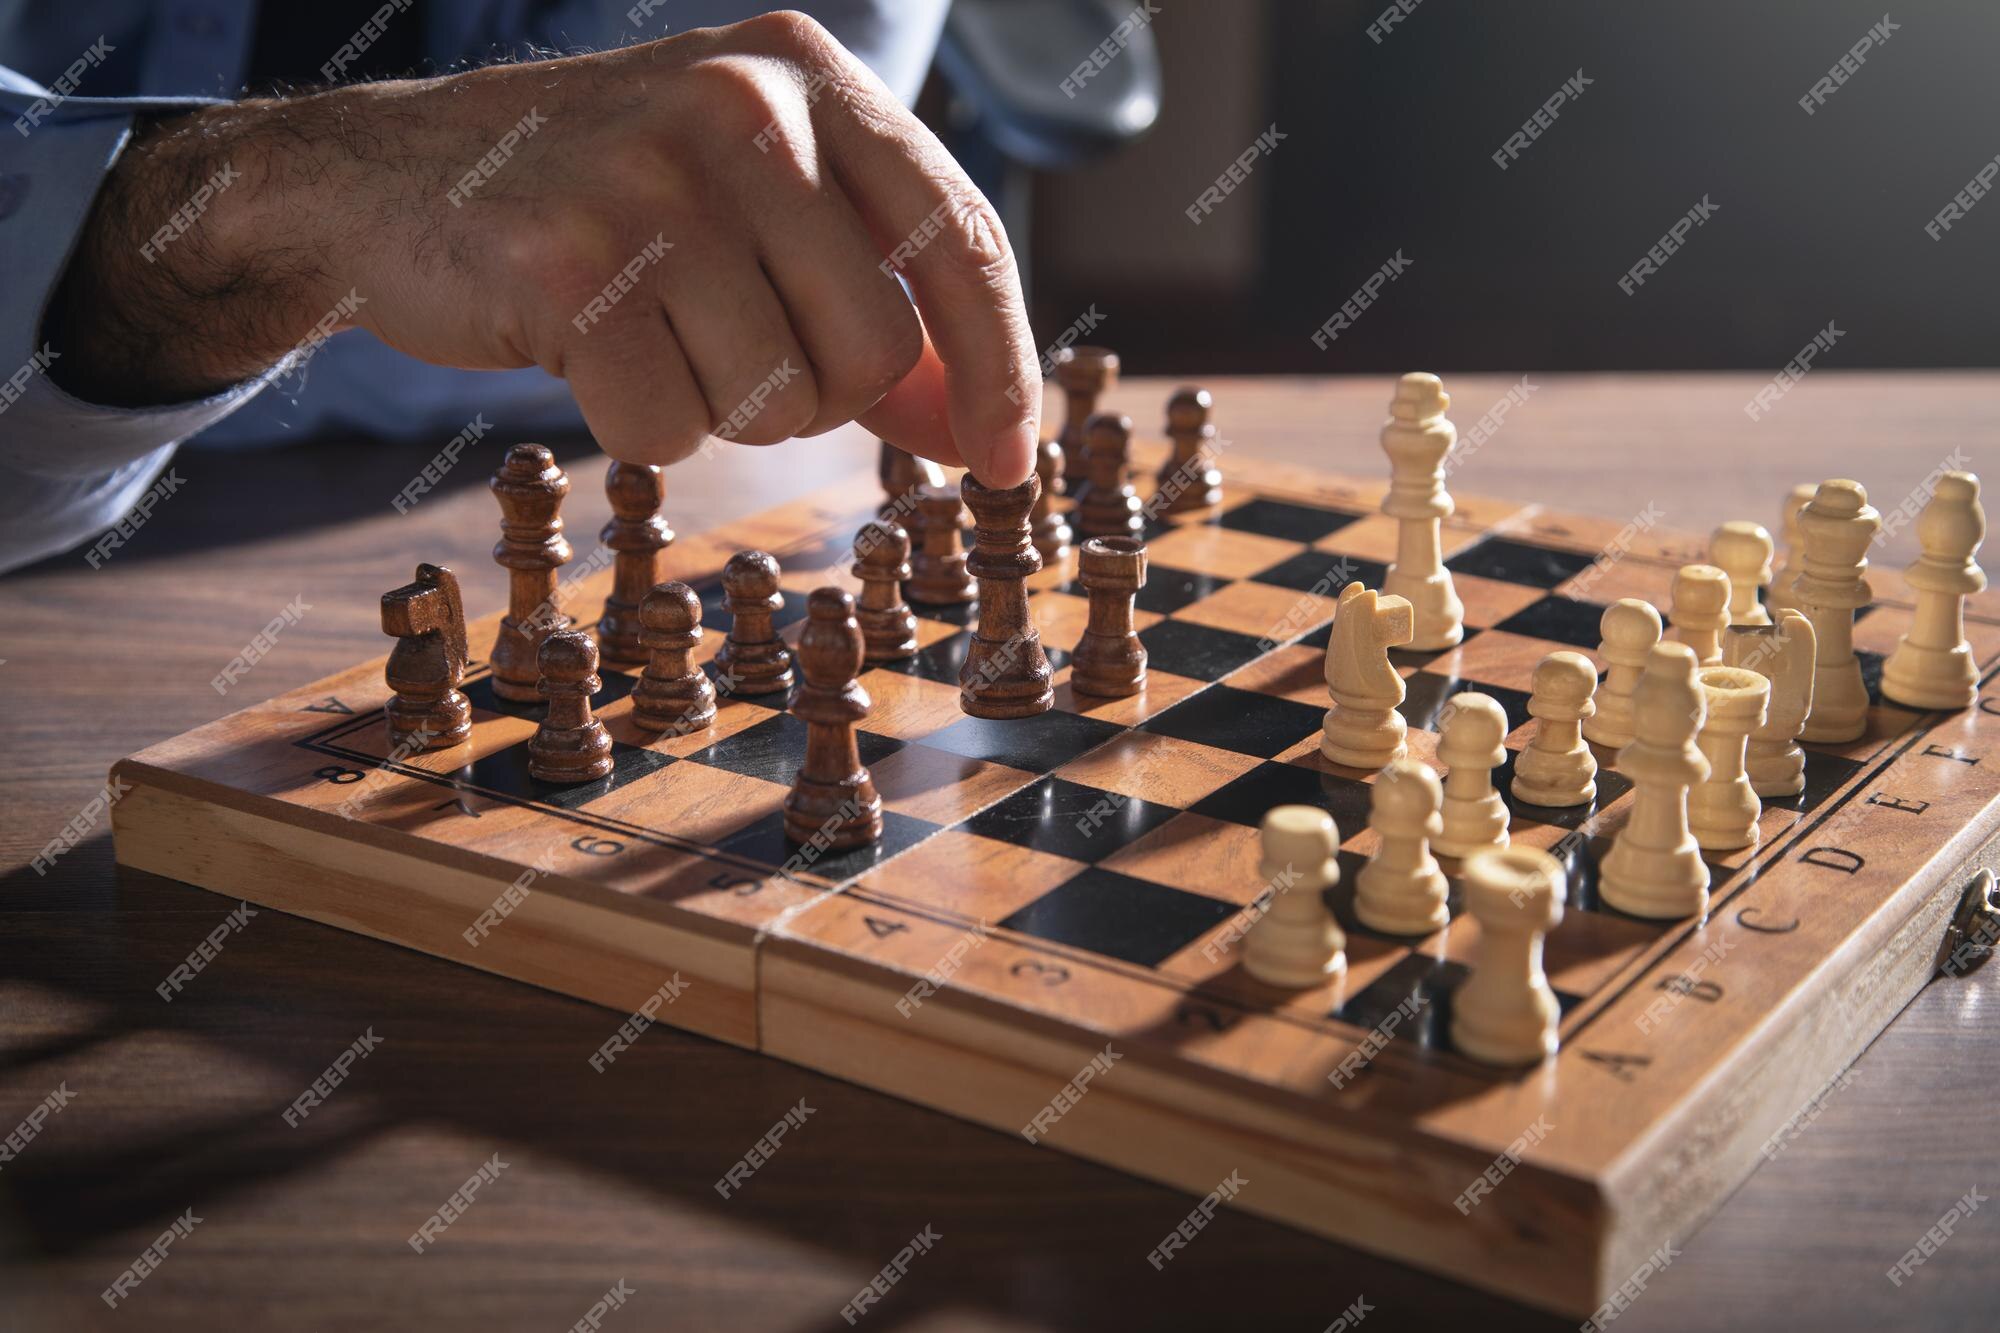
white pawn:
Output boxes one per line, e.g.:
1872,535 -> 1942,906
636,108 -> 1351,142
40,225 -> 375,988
1321,583 -> 1415,768
1452,847 -> 1566,1067
1710,521 -> 1774,626
1355,759 -> 1450,936
1512,652 -> 1599,807
1600,643 -> 1713,920
1583,598 -> 1663,753
1793,479 -> 1881,743
1766,483 -> 1818,617
1243,806 -> 1347,988
1669,563 -> 1731,664
1725,610 -> 1816,798
1883,472 -> 1986,711
1379,373 -> 1466,651
1433,693 -> 1510,859
1689,665 -> 1770,852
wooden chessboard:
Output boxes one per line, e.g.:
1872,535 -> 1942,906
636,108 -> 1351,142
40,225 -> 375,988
109,450 -> 2000,1319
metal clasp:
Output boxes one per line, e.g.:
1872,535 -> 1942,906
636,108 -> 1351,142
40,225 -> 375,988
1938,869 -> 2000,977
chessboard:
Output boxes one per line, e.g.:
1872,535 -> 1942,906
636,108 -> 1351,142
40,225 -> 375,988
110,444 -> 2000,1319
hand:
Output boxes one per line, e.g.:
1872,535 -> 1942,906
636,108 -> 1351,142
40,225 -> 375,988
45,11 -> 1039,486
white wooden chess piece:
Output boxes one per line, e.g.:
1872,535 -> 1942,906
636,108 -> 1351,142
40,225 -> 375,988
1512,651 -> 1598,807
1451,846 -> 1566,1067
1793,479 -> 1881,743
1433,693 -> 1511,859
1355,758 -> 1450,936
1600,643 -> 1713,920
1710,521 -> 1774,626
1882,472 -> 1986,711
1243,806 -> 1347,988
1766,483 -> 1817,618
1321,583 -> 1415,768
1669,563 -> 1731,665
1689,666 -> 1770,852
1583,598 -> 1663,753
1379,373 -> 1465,651
1724,609 -> 1816,798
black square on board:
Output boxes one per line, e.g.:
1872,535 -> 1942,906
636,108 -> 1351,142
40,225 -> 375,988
1141,685 -> 1325,759
960,775 -> 1180,862
1217,498 -> 1362,544
1493,596 -> 1611,651
1137,620 -> 1268,682
1499,753 -> 1635,830
696,582 -> 811,632
1250,550 -> 1385,598
684,712 -> 905,786
905,596 -> 981,627
1399,674 -> 1534,734
1446,537 -> 1598,589
1000,866 -> 1237,967
922,708 -> 1124,773
465,738 -> 673,811
463,669 -> 635,721
1333,953 -> 1463,1051
1192,761 -> 1378,835
715,808 -> 939,884
1132,565 -> 1231,616
879,629 -> 1068,684
1768,747 -> 1868,816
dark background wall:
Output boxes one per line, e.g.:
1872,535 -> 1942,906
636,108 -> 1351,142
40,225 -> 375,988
1008,0 -> 2000,375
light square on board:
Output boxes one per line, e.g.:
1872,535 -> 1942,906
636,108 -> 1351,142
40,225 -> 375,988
1223,644 -> 1331,707
868,743 -> 1035,825
1143,523 -> 1309,580
856,668 -> 971,741
1051,669 -> 1207,727
858,829 -> 1089,925
1054,729 -> 1265,808
1100,811 -> 1268,905
1454,572 -> 1558,630
1174,578 -> 1339,642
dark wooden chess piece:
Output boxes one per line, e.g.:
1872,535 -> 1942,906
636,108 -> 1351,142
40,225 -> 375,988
1071,537 -> 1149,698
490,444 -> 573,701
853,521 -> 919,663
1055,345 -> 1118,492
632,581 -> 716,733
1156,385 -> 1224,514
529,629 -> 614,783
959,473 -> 1055,718
906,484 -> 977,605
381,563 -> 471,749
1076,412 -> 1145,541
1030,437 -> 1073,562
878,439 -> 944,525
783,588 -> 884,849
597,461 -> 673,666
714,550 -> 795,697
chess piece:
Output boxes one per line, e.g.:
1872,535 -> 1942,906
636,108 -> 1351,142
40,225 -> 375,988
596,461 -> 673,666
878,440 -> 944,524
1668,563 -> 1731,664
713,550 -> 795,697
529,630 -> 614,783
1071,536 -> 1148,697
1512,651 -> 1598,808
490,443 -> 573,701
1793,479 -> 1881,743
1379,373 -> 1465,651
1054,345 -> 1118,491
1320,583 -> 1414,768
1155,386 -> 1223,514
1583,598 -> 1663,752
1599,643 -> 1712,920
380,563 -> 471,750
1452,847 -> 1566,1067
1689,665 -> 1770,852
1765,483 -> 1818,617
1242,806 -> 1346,988
1075,412 -> 1144,541
1433,692 -> 1511,859
959,473 -> 1055,718
1355,758 -> 1450,936
853,521 -> 919,663
906,484 -> 977,605
1724,610 -> 1816,798
1710,521 -> 1773,627
631,581 -> 717,734
1883,472 -> 1987,711
783,589 -> 884,849
1030,437 -> 1073,561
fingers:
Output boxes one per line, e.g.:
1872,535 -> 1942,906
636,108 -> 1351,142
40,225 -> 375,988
856,331 -> 967,471
657,228 -> 818,447
561,304 -> 712,466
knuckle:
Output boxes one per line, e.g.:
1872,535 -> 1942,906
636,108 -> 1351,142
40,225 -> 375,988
684,56 -> 787,138
935,194 -> 1017,286
731,10 -> 837,62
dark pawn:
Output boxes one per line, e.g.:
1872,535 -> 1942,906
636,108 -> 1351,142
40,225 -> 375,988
1054,345 -> 1118,492
1156,386 -> 1223,513
529,630 -> 614,784
960,473 -> 1055,719
784,589 -> 884,850
381,563 -> 471,749
632,581 -> 717,734
906,484 -> 977,605
1075,412 -> 1144,541
854,521 -> 919,663
597,461 -> 673,666
878,439 -> 944,525
1030,437 -> 1073,562
1072,538 -> 1149,698
714,550 -> 795,697
490,444 -> 572,701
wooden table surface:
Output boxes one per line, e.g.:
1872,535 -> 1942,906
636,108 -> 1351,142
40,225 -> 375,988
2,373 -> 1995,1332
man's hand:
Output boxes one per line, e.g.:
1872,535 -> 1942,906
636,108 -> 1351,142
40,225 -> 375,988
44,11 -> 1039,486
